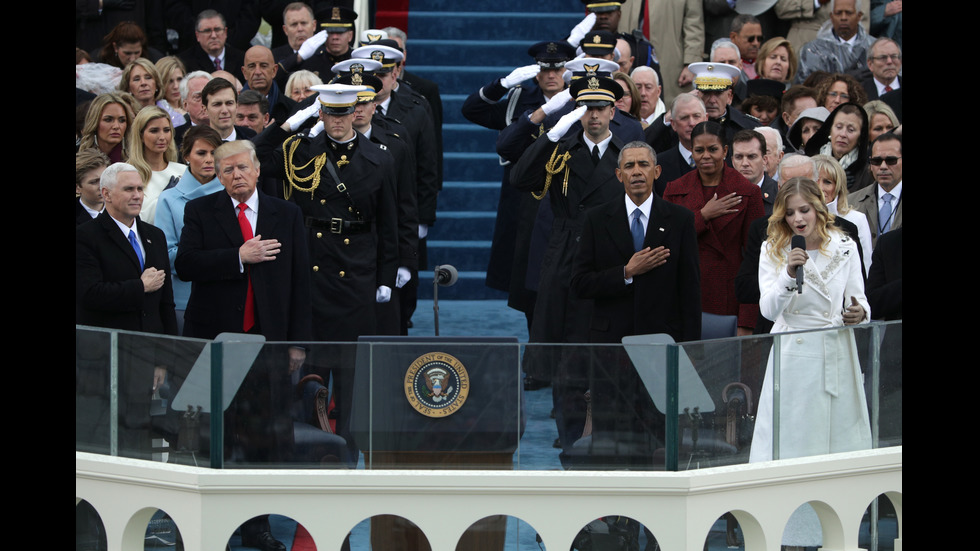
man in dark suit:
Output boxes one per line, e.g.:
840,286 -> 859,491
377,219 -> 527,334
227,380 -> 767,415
201,77 -> 257,142
571,141 -> 700,469
272,2 -> 316,63
178,9 -> 247,84
76,162 -> 178,456
175,140 -> 311,551
861,37 -> 902,100
510,76 -> 632,462
732,129 -> 778,215
651,92 -> 705,195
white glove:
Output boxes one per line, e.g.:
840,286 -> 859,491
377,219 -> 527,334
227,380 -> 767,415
541,88 -> 572,116
566,12 -> 597,47
547,105 -> 587,142
285,102 -> 321,131
418,224 -> 428,239
501,64 -> 541,88
395,267 -> 412,288
298,30 -> 327,60
376,285 -> 392,303
307,120 -> 324,137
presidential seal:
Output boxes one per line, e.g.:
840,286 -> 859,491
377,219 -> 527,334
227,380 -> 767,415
404,352 -> 470,418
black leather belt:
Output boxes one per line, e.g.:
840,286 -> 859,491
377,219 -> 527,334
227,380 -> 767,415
306,217 -> 372,234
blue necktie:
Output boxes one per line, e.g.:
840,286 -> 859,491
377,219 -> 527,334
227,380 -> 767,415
631,208 -> 644,252
128,230 -> 144,271
879,192 -> 894,234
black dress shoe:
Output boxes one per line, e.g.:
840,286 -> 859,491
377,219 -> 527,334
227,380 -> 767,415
242,531 -> 286,551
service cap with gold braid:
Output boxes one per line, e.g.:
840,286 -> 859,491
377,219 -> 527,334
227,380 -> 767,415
562,57 -> 620,84
580,0 -> 626,12
689,62 -> 740,92
330,58 -> 383,84
527,40 -> 577,69
350,43 -> 404,74
311,83 -> 366,115
333,73 -> 383,102
579,30 -> 617,58
359,28 -> 388,46
570,74 -> 623,107
316,5 -> 357,33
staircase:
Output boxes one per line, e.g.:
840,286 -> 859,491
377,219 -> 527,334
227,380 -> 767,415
379,0 -> 584,299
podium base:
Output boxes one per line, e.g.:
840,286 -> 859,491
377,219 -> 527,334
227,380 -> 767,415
364,451 -> 513,551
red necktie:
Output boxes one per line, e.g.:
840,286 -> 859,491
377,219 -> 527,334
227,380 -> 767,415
237,203 -> 255,332
884,85 -> 893,93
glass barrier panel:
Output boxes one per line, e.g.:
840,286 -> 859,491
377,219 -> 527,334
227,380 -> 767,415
77,322 -> 900,471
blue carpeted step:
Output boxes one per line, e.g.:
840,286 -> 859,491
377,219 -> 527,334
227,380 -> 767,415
441,123 -> 498,153
409,39 -> 540,69
428,211 -> 497,240
408,11 -> 583,41
441,94 -> 472,125
413,65 -> 542,95
438,181 -> 503,211
425,239 -> 492,271
416,271 -> 507,300
443,152 -> 502,182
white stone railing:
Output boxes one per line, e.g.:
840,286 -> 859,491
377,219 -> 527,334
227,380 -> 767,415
76,446 -> 901,551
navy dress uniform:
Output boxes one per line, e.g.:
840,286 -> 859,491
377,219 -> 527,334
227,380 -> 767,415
253,84 -> 399,463
461,40 -> 576,295
509,76 -> 627,461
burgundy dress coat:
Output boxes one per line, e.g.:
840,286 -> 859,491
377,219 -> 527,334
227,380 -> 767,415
663,165 -> 766,328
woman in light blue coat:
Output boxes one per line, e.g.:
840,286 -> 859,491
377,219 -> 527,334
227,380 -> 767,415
154,125 -> 224,331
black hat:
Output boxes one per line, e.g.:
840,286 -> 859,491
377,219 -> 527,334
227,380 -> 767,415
580,30 -> 617,58
316,5 -> 357,32
570,75 -> 623,107
746,78 -> 785,102
333,73 -> 384,102
527,41 -> 577,69
580,0 -> 626,13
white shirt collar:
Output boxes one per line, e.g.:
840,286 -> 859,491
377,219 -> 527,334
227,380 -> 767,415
878,180 -> 902,203
875,76 -> 900,95
625,191 -> 653,221
583,131 -> 613,159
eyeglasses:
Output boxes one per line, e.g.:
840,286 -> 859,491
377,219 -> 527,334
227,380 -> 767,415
869,156 -> 902,166
196,26 -> 226,35
870,54 -> 902,63
746,35 -> 764,43
826,91 -> 850,100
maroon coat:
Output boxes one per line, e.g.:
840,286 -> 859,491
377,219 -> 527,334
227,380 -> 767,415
663,165 -> 765,328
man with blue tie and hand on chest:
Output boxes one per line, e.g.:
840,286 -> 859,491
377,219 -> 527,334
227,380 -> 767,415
571,141 -> 701,470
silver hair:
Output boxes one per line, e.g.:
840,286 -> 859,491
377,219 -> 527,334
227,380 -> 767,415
618,141 -> 658,167
180,71 -> 212,103
778,153 -> 817,179
100,162 -> 140,192
755,126 -> 783,155
710,39 -> 741,62
670,92 -> 705,118
630,65 -> 659,86
382,26 -> 407,43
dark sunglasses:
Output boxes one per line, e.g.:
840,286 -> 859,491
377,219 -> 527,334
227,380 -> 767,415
869,156 -> 901,166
